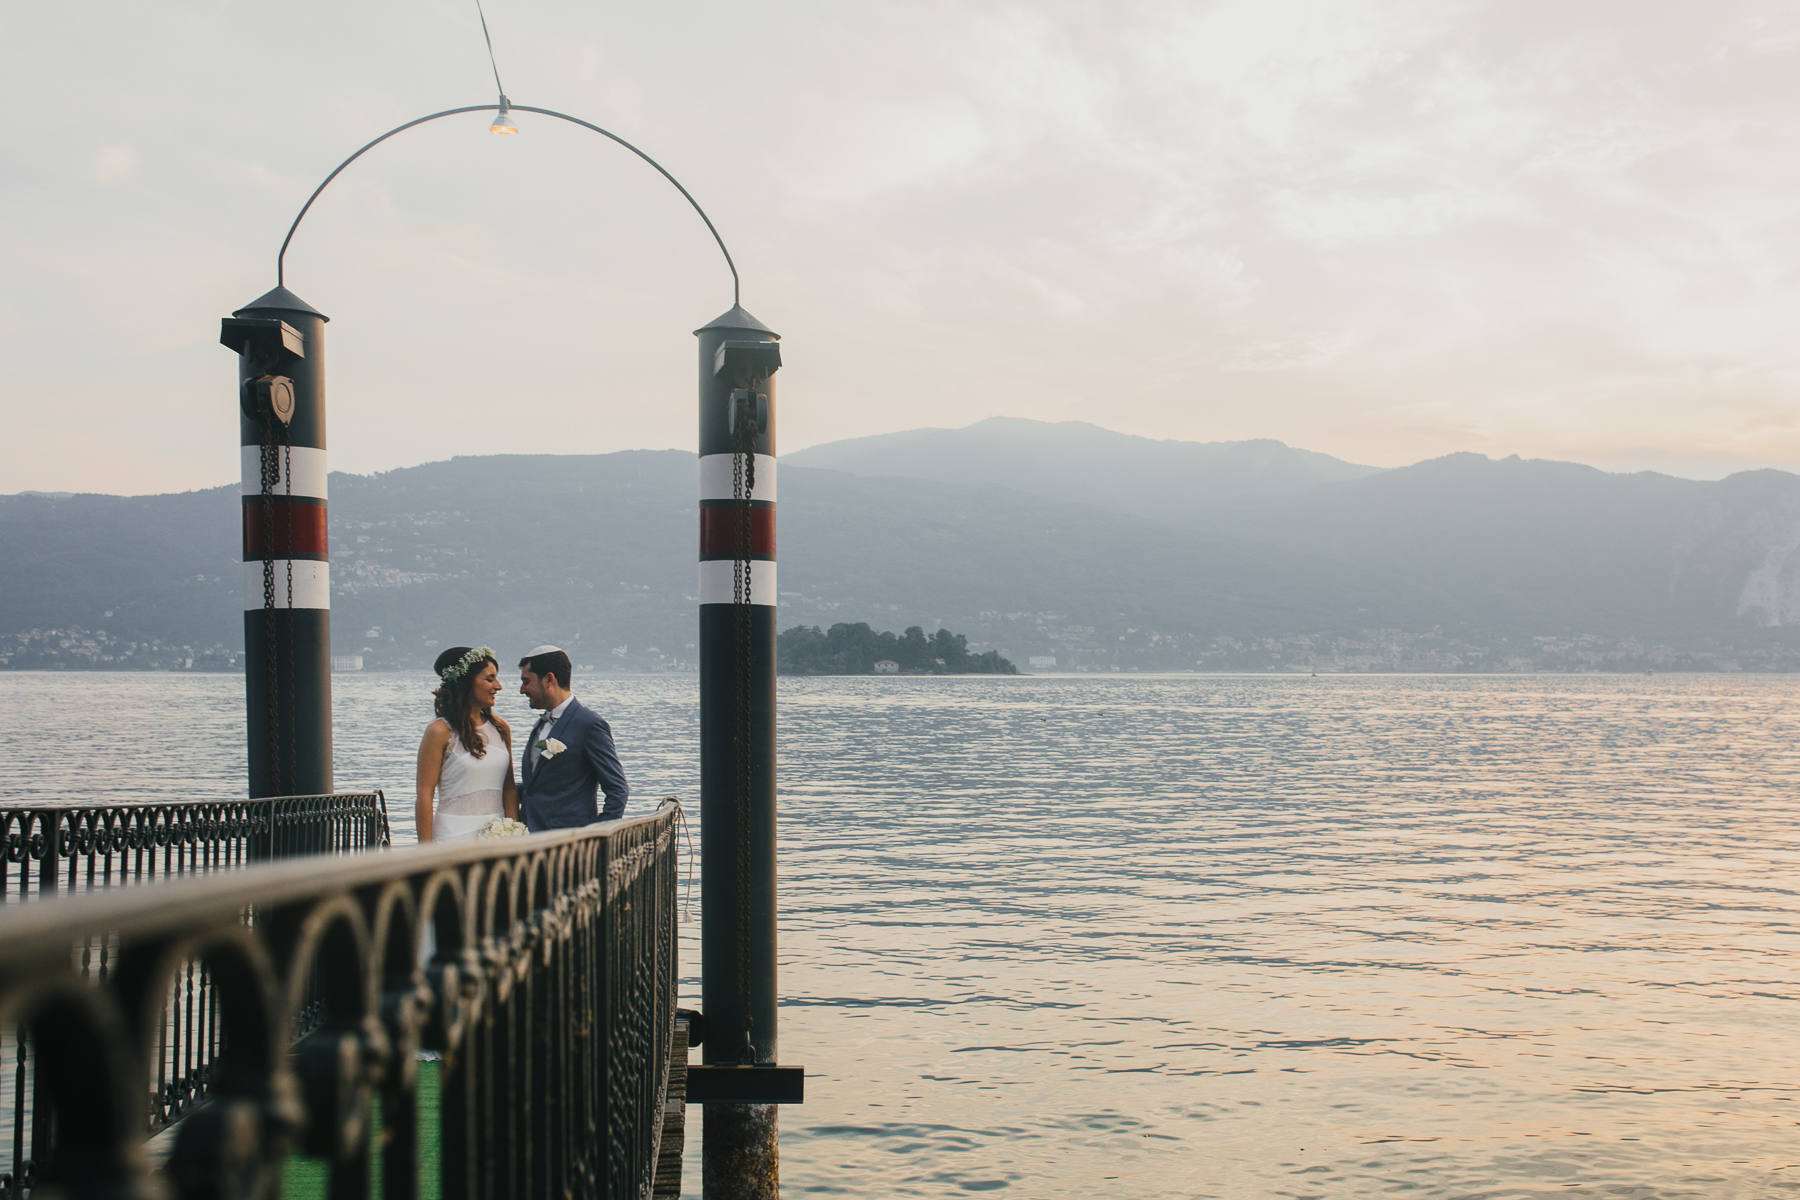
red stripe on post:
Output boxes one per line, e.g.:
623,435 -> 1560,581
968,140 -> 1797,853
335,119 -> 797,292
700,506 -> 775,557
242,502 -> 328,556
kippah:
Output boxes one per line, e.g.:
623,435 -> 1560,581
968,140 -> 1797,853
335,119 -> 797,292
524,644 -> 564,658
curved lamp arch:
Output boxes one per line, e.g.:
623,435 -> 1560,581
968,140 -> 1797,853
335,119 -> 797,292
276,103 -> 740,304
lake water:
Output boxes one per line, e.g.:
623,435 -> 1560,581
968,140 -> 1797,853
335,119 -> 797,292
7,671 -> 1800,1198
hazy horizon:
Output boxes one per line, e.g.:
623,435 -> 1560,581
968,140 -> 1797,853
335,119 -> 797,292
8,415 -> 1796,500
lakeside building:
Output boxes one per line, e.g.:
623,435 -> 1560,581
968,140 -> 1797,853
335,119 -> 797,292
873,660 -> 899,674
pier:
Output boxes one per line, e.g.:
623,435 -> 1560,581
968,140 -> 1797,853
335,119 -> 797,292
0,799 -> 681,1200
0,66 -> 793,1200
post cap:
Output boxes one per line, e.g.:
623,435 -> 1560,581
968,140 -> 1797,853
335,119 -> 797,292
694,304 -> 778,339
234,285 -> 330,323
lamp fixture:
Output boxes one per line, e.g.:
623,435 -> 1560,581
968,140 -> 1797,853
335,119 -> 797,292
490,96 -> 518,135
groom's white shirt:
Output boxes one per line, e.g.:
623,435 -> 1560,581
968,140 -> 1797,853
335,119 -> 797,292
528,696 -> 574,770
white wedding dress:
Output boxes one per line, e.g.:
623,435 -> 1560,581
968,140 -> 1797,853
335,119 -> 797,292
433,720 -> 509,843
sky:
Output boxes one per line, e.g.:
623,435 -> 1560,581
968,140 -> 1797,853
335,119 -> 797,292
4,0 -> 1800,495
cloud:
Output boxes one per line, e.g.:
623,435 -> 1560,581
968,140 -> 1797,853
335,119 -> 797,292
88,144 -> 139,184
5,0 -> 1800,494
1224,331 -> 1363,373
1272,187 -> 1510,243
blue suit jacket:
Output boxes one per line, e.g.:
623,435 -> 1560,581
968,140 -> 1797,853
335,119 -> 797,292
520,697 -> 629,830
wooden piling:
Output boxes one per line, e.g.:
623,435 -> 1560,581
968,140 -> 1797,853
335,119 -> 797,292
654,1017 -> 690,1198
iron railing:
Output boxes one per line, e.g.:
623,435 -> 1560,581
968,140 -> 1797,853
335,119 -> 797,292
0,793 -> 391,902
0,801 -> 678,1200
0,793 -> 393,1164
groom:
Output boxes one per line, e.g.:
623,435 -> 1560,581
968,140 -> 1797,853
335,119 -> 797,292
517,645 -> 630,829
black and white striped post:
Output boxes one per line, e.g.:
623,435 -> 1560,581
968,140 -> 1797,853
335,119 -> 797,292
696,304 -> 783,1197
221,285 -> 333,803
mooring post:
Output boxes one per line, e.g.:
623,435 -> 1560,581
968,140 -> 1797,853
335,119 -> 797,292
221,286 -> 334,810
696,304 -> 782,1198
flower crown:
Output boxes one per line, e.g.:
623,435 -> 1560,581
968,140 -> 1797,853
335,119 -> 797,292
438,646 -> 495,684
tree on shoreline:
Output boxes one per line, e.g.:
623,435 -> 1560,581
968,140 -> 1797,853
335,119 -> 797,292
777,623 -> 1017,676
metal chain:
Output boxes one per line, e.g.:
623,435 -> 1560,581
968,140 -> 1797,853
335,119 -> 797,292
258,413 -> 280,793
732,400 -> 757,1062
283,434 -> 296,795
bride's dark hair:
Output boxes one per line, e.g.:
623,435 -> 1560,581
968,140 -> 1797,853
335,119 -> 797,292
432,646 -> 499,758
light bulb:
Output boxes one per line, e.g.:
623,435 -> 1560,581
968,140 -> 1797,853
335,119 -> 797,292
490,105 -> 518,135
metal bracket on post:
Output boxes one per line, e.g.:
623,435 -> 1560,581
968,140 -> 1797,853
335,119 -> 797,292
679,1009 -> 803,1104
222,317 -> 305,425
221,316 -> 305,365
727,389 -> 768,439
713,339 -> 782,384
718,340 -> 779,441
685,1065 -> 805,1105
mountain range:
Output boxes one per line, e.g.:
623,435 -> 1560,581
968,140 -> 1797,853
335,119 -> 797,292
784,417 -> 1381,521
4,418 -> 1800,673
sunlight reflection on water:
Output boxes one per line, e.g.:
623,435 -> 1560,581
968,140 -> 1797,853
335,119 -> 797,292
6,671 -> 1800,1197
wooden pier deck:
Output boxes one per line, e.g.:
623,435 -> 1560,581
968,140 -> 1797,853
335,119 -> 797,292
282,1019 -> 689,1200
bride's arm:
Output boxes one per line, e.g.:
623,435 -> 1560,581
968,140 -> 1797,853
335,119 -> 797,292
415,720 -> 452,843
493,715 -> 521,821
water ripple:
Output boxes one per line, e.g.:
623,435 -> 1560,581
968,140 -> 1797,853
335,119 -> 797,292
7,672 -> 1800,1196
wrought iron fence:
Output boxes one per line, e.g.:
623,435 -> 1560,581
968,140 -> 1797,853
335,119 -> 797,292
0,793 -> 391,902
0,792 -> 393,1177
0,801 -> 678,1200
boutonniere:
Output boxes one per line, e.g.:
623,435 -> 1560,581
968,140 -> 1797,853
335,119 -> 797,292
538,738 -> 567,760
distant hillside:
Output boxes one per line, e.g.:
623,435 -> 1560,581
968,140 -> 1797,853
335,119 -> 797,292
0,450 -> 1417,672
785,417 -> 1382,523
0,488 -> 241,647
789,420 -> 1800,661
7,427 -> 1800,673
1224,453 -> 1787,639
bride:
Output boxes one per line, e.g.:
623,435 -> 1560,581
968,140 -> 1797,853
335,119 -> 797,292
415,645 -> 520,843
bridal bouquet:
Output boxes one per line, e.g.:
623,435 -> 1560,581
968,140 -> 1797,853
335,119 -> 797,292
477,816 -> 529,840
